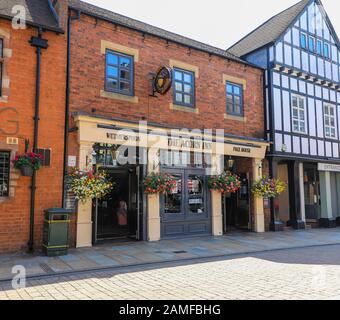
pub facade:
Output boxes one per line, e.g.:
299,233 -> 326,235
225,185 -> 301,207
66,0 -> 269,247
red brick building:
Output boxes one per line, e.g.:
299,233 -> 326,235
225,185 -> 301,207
65,0 -> 269,247
0,0 -> 67,253
0,0 -> 269,253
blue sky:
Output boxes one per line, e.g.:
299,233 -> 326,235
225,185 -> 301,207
82,0 -> 339,49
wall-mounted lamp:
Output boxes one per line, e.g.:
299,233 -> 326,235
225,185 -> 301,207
227,156 -> 235,170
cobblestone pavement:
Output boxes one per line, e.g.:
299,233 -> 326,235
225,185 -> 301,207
1,228 -> 340,281
1,244 -> 340,300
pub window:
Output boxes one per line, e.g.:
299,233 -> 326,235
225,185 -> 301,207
173,68 -> 195,108
105,50 -> 134,96
324,104 -> 336,138
226,82 -> 243,116
0,151 -> 10,197
0,38 -> 3,96
291,95 -> 306,134
300,33 -> 307,49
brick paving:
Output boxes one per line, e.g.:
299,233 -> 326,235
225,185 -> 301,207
1,244 -> 340,300
1,228 -> 340,282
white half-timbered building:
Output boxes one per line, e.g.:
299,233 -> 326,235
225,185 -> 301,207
229,0 -> 340,230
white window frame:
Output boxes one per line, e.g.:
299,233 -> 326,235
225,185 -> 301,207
324,104 -> 337,139
291,94 -> 307,134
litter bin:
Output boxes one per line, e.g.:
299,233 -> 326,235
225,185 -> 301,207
43,208 -> 73,257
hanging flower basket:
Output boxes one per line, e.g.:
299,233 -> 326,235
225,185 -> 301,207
67,170 -> 114,203
208,171 -> 241,194
12,152 -> 44,176
143,172 -> 176,195
251,176 -> 287,198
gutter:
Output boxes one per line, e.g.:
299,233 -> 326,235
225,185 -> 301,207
0,13 -> 64,34
28,29 -> 49,252
62,9 -> 81,207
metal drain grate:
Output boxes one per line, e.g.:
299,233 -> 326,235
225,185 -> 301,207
39,263 -> 56,274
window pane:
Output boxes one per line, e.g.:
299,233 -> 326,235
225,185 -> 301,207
120,69 -> 130,80
119,57 -> 131,68
107,53 -> 118,65
309,37 -> 315,52
300,33 -> 307,49
317,40 -> 322,55
120,81 -> 130,92
0,152 -> 10,197
298,98 -> 304,108
184,94 -> 192,105
234,96 -> 241,106
227,103 -> 233,113
183,73 -> 192,83
175,82 -> 183,92
184,84 -> 192,94
175,93 -> 183,103
107,66 -> 118,77
233,86 -> 241,95
227,84 -> 233,93
164,175 -> 182,214
174,71 -> 182,81
106,78 -> 118,90
292,96 -> 298,107
299,110 -> 305,120
324,43 -> 329,58
234,104 -> 241,115
187,175 -> 204,214
300,123 -> 305,133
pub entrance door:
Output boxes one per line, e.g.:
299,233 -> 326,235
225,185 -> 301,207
93,166 -> 140,243
161,168 -> 211,238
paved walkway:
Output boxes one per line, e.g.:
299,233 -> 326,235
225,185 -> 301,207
2,244 -> 340,300
1,228 -> 340,282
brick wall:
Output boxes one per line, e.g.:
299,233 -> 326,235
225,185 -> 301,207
0,19 -> 67,253
69,15 -> 264,138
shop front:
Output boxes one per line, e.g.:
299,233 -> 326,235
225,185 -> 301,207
71,114 -> 269,247
317,163 -> 340,227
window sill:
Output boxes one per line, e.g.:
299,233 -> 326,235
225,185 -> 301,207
170,103 -> 199,114
100,90 -> 139,103
224,113 -> 246,122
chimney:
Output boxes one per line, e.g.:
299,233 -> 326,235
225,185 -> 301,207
50,0 -> 68,30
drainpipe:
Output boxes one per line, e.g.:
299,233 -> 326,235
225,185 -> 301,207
28,28 -> 49,252
62,9 -> 81,207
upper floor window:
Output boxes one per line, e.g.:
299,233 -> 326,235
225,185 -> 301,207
173,68 -> 195,107
324,43 -> 330,59
316,40 -> 322,55
308,36 -> 315,53
291,95 -> 306,134
105,50 -> 134,96
0,151 -> 10,197
324,104 -> 336,138
226,82 -> 243,116
300,33 -> 307,49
